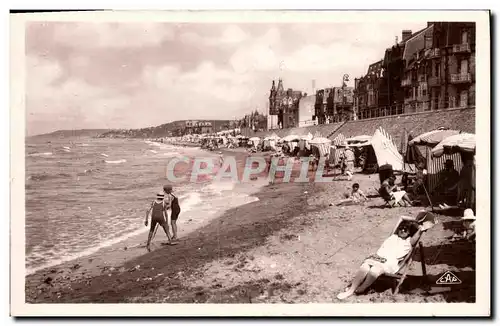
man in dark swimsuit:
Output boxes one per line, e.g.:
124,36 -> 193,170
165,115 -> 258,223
145,193 -> 173,252
164,185 -> 181,241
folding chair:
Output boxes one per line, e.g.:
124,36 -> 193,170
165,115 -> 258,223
381,213 -> 437,294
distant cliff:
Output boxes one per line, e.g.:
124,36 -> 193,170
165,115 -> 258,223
97,120 -> 233,139
31,129 -> 110,138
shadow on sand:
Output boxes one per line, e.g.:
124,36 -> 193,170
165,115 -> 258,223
370,270 -> 475,302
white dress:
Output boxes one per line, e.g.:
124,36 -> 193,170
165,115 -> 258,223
365,235 -> 412,274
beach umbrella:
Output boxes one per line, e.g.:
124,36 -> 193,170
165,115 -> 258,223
431,133 -> 475,157
408,129 -> 460,147
249,137 -> 260,141
282,134 -> 300,142
301,133 -> 313,141
309,137 -> 332,145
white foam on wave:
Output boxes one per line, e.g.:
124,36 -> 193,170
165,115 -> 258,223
63,146 -> 71,150
179,192 -> 203,211
105,159 -> 127,164
148,149 -> 158,154
26,226 -> 148,276
28,152 -> 53,157
201,181 -> 236,194
100,153 -> 109,157
162,151 -> 182,157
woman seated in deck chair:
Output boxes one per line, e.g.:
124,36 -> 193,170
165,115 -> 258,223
337,214 -> 434,300
379,175 -> 413,207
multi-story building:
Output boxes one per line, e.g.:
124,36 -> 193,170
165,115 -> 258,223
184,121 -> 213,134
269,79 -> 303,129
354,22 -> 475,120
402,22 -> 475,112
354,60 -> 386,120
314,86 -> 354,123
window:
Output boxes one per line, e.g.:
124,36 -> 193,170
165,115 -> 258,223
462,30 -> 468,44
460,59 -> 468,75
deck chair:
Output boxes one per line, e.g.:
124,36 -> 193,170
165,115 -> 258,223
381,212 -> 437,294
378,186 -> 404,208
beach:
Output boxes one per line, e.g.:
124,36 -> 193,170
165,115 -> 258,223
25,154 -> 475,303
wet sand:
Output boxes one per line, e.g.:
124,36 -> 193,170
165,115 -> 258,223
25,160 -> 475,304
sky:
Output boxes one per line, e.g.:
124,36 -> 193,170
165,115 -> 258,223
25,20 -> 427,136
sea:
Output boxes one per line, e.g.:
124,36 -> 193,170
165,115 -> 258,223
25,136 -> 262,275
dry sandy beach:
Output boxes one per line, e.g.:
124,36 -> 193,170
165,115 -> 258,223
25,151 -> 475,304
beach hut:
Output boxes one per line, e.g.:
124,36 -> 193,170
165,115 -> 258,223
329,134 -> 347,167
309,137 -> 332,158
409,128 -> 463,194
431,133 -> 476,209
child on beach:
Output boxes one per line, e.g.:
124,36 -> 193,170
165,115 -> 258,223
332,183 -> 368,206
350,183 -> 368,202
145,193 -> 174,252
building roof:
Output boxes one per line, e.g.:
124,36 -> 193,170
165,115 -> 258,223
402,24 -> 434,64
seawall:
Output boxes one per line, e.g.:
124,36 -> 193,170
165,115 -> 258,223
247,108 -> 475,150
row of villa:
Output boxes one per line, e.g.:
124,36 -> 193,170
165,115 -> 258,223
267,21 -> 476,130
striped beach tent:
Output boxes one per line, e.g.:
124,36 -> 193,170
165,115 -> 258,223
431,133 -> 475,157
410,129 -> 463,193
371,127 -> 413,172
408,128 -> 461,147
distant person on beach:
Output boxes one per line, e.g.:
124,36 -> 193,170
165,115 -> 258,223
337,218 -> 432,300
344,147 -> 355,181
145,193 -> 174,251
164,184 -> 180,242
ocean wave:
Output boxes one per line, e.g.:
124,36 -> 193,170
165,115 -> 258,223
105,159 -> 127,164
179,192 -> 203,211
26,226 -> 148,276
149,150 -> 158,154
77,168 -> 102,176
28,152 -> 53,157
27,172 -> 72,181
162,151 -> 182,157
100,153 -> 109,157
201,181 -> 236,194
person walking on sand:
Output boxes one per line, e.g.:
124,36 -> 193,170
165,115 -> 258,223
163,184 -> 180,242
145,193 -> 174,252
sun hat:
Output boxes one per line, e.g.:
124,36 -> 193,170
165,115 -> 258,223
156,193 -> 165,199
461,208 -> 476,221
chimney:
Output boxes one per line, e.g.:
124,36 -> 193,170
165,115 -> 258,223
402,30 -> 412,42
